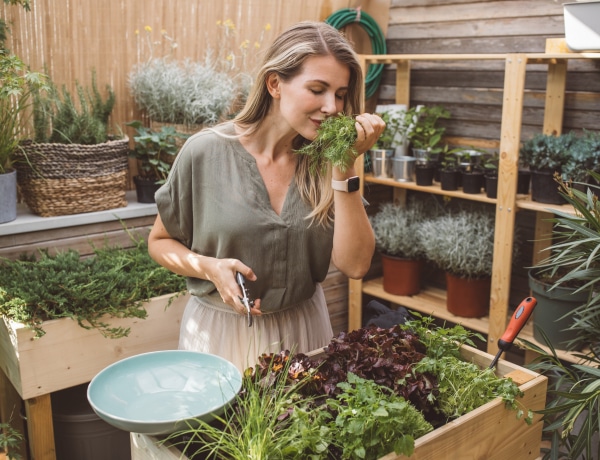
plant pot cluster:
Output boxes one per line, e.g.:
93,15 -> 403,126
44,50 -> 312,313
371,199 -> 498,318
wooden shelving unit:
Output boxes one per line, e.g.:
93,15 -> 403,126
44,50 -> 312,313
351,42 -> 600,363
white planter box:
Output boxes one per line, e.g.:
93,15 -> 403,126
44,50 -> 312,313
0,292 -> 189,399
564,1 -> 600,51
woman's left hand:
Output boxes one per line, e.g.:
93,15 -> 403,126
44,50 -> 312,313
354,113 -> 386,155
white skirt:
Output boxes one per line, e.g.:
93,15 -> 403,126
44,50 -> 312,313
178,283 -> 333,372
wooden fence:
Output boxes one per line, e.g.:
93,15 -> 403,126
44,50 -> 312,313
1,0 -> 389,137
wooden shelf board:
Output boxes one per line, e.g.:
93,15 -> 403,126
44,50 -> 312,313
364,174 -> 496,204
361,277 -> 490,335
361,52 -> 600,64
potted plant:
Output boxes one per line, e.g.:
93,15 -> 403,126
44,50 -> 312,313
519,132 -> 576,204
438,150 -> 461,191
14,70 -> 129,217
369,198 -> 433,296
520,174 -> 600,460
128,27 -> 240,137
405,104 -> 451,164
126,120 -> 188,203
419,206 -> 496,317
458,148 -> 487,195
561,129 -> 600,192
0,1 -> 46,224
482,152 -> 499,199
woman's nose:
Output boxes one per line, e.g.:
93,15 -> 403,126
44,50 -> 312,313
321,92 -> 338,115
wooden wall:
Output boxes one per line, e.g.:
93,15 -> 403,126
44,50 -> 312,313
381,0 -> 600,141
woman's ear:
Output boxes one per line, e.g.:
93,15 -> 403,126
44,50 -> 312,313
266,73 -> 281,99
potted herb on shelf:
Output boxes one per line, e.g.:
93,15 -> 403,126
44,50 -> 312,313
406,104 -> 451,164
369,198 -> 434,296
519,132 -> 576,204
126,120 -> 188,203
458,148 -> 487,195
419,206 -> 497,317
439,151 -> 461,191
482,152 -> 499,199
561,129 -> 600,192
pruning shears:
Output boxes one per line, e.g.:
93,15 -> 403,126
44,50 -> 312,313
236,272 -> 254,327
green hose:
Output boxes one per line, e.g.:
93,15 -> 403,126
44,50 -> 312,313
325,8 -> 387,99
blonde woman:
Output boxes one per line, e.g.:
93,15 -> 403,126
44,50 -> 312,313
148,21 -> 383,371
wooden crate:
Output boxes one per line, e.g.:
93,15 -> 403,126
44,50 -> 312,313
0,292 -> 189,400
130,344 -> 547,460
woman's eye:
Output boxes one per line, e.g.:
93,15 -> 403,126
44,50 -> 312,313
310,89 -> 324,95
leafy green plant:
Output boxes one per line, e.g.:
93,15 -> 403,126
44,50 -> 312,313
295,113 -> 358,175
327,372 -> 433,460
32,70 -> 116,144
126,120 -> 187,183
418,206 -> 496,279
369,197 -> 434,259
562,130 -> 600,183
519,132 -> 576,172
0,237 -> 186,338
0,422 -> 23,460
373,108 -> 412,150
406,105 -> 451,153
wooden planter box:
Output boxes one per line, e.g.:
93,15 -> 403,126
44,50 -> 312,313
0,292 -> 189,400
130,344 -> 547,460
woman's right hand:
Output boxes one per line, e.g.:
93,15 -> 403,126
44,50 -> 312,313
205,258 -> 262,317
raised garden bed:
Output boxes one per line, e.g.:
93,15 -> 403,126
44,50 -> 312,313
0,292 -> 189,400
130,343 -> 547,460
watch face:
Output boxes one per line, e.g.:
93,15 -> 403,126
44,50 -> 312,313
348,176 -> 360,192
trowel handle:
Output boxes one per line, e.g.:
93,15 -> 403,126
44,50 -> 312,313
498,297 -> 537,350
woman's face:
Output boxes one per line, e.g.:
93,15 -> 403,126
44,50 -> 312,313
275,54 -> 350,140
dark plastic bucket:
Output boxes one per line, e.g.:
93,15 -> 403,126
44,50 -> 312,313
52,384 -> 131,460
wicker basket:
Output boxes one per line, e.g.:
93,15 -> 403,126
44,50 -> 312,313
15,137 -> 129,217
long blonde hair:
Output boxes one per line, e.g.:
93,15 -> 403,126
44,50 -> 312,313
234,21 -> 364,226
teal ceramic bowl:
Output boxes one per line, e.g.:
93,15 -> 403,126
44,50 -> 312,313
87,350 -> 242,435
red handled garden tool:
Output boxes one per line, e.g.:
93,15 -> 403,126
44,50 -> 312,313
489,296 -> 537,369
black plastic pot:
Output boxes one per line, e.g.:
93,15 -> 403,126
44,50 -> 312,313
415,165 -> 435,186
485,174 -> 498,199
439,170 -> 460,191
517,169 -> 531,195
530,168 -> 566,204
134,176 -> 161,203
461,171 -> 484,194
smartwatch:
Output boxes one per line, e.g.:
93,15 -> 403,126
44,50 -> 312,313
332,176 -> 360,193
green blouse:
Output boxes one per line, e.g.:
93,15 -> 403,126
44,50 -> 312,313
155,123 -> 334,312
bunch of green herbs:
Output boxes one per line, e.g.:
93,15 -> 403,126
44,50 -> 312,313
0,237 -> 186,338
295,113 -> 358,175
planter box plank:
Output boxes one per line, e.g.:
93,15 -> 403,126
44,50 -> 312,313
0,292 -> 189,400
131,344 -> 547,460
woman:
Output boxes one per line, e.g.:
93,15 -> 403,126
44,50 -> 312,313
148,21 -> 383,371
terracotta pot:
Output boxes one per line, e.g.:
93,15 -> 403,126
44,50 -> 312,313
381,254 -> 423,296
445,272 -> 490,317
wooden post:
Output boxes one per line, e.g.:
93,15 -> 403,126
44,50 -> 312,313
489,54 -> 528,355
24,396 -> 56,460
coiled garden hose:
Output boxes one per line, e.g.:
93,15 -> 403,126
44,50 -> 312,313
325,8 -> 387,98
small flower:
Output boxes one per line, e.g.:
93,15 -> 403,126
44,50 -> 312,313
226,54 -> 234,61
144,25 -> 152,33
240,39 -> 249,50
135,29 -> 139,35
254,41 -> 261,49
264,23 -> 271,31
